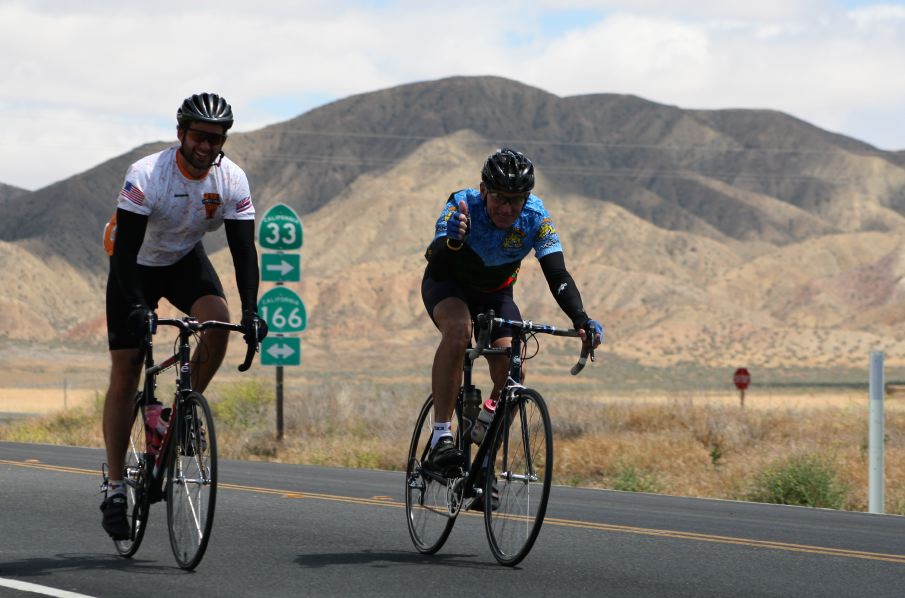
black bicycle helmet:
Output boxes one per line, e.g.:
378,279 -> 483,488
176,92 -> 234,130
481,147 -> 535,193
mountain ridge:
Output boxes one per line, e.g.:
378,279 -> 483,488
3,76 -> 905,376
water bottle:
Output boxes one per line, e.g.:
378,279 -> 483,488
470,398 -> 497,444
463,387 -> 482,431
145,403 -> 171,457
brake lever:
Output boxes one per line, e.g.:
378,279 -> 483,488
238,339 -> 257,372
570,343 -> 590,376
237,321 -> 261,372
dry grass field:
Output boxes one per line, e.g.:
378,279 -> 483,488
0,387 -> 100,414
5,377 -> 903,515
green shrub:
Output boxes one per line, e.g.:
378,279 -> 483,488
211,379 -> 273,431
610,463 -> 662,493
747,454 -> 847,508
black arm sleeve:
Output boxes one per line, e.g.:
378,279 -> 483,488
423,237 -> 457,279
539,251 -> 589,329
224,219 -> 260,315
112,208 -> 149,307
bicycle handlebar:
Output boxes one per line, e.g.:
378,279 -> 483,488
475,311 -> 595,376
153,317 -> 259,372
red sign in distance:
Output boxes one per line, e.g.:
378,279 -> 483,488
734,368 -> 751,391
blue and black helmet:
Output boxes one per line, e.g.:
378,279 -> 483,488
481,147 -> 535,193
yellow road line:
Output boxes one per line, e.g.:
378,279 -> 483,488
4,458 -> 904,564
1,459 -> 97,476
543,517 -> 905,564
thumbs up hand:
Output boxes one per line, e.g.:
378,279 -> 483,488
446,199 -> 470,242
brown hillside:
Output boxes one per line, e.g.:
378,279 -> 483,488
4,77 -> 905,379
6,76 -> 905,278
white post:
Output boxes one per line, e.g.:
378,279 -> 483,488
868,352 -> 884,514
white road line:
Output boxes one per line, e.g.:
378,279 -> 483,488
0,578 -> 96,598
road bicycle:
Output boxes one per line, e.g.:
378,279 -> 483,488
107,314 -> 260,570
405,311 -> 594,566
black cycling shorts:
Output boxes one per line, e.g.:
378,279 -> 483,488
106,243 -> 225,350
421,270 -> 521,342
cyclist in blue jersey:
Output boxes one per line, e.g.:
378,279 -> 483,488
421,147 -> 604,481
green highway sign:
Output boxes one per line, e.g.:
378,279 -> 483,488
259,203 -> 303,250
261,253 -> 300,283
261,336 -> 301,366
258,287 -> 307,334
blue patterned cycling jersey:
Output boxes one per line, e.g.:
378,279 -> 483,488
431,188 -> 563,291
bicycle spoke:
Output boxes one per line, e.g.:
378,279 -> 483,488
485,389 -> 552,566
166,392 -> 217,570
114,395 -> 151,557
405,394 -> 459,554
176,466 -> 204,541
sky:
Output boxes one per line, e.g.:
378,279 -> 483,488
1,0 -> 903,190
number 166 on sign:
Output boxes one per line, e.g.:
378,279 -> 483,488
258,287 -> 307,334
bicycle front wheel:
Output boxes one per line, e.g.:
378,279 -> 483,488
114,392 -> 151,557
166,391 -> 217,570
405,394 -> 459,554
484,388 -> 553,566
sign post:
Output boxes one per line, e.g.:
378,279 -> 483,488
258,203 -> 304,441
733,367 -> 751,408
869,352 -> 884,514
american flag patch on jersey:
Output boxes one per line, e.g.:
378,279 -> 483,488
119,181 -> 145,207
235,196 -> 252,213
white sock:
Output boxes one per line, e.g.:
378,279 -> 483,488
431,422 -> 453,448
107,479 -> 126,497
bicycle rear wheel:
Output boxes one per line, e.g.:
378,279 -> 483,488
405,394 -> 460,554
114,392 -> 151,557
484,388 -> 553,566
166,391 -> 217,570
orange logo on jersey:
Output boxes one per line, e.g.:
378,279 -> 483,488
202,193 -> 222,219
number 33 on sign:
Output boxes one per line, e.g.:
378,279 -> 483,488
258,203 -> 303,251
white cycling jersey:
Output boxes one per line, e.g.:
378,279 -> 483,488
105,146 -> 254,266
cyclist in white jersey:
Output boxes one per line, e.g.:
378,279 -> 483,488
99,93 -> 267,540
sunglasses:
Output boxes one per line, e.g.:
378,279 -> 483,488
486,190 -> 529,206
184,127 -> 228,146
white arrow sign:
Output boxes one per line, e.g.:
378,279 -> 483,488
265,259 -> 295,276
266,343 -> 296,359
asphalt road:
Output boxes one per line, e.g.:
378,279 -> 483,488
1,441 -> 903,597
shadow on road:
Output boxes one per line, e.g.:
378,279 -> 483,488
2,552 -> 176,577
294,549 -> 508,570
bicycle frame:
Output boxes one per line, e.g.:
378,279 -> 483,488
142,316 -> 257,377
141,319 -> 192,478
447,311 -> 588,506
116,315 -> 258,568
406,309 -> 594,565
140,316 -> 252,472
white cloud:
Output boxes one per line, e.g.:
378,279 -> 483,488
524,5 -> 905,143
534,0 -> 833,21
527,16 -> 714,98
1,1 -> 903,190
